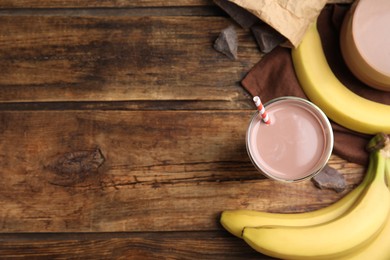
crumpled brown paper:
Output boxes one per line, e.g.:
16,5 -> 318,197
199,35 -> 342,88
227,0 -> 327,47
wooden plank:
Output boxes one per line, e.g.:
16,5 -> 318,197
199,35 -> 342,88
0,14 -> 260,103
0,100 -> 254,111
0,6 -> 225,17
0,110 -> 364,232
0,231 -> 275,259
0,0 -> 213,8
0,0 -> 354,9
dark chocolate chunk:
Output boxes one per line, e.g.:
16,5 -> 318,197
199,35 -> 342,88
214,0 -> 259,29
251,23 -> 286,53
213,26 -> 238,60
311,164 -> 347,193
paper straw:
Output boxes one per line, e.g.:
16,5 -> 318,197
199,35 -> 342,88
253,96 -> 271,125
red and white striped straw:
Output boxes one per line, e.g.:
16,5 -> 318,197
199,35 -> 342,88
253,96 -> 271,125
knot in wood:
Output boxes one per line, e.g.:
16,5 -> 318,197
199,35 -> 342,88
55,148 -> 105,175
48,148 -> 105,186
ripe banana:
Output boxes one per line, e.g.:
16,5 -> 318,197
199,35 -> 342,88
291,22 -> 390,134
387,157 -> 390,186
338,158 -> 390,260
220,163 -> 374,238
242,149 -> 390,259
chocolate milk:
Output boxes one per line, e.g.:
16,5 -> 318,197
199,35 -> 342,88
246,97 -> 333,182
340,0 -> 390,91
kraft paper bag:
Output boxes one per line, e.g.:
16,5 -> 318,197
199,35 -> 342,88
227,0 -> 327,47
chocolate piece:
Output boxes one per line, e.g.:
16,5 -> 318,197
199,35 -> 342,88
311,164 -> 347,193
251,23 -> 286,53
213,26 -> 238,60
214,0 -> 259,29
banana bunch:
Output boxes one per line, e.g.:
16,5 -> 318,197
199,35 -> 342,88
220,133 -> 390,259
291,22 -> 390,135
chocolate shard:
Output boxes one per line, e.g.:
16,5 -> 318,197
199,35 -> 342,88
213,26 -> 238,60
312,164 -> 347,193
214,0 -> 259,29
251,23 -> 286,53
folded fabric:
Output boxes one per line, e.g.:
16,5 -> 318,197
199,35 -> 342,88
241,5 -> 390,166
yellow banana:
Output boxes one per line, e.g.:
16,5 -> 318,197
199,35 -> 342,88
291,22 -> 390,134
242,150 -> 390,259
338,158 -> 390,260
387,157 -> 390,186
220,163 -> 374,238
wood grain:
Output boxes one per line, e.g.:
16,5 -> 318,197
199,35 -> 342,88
0,232 -> 277,260
0,14 -> 260,103
0,110 -> 363,232
0,1 -> 365,258
0,100 -> 255,111
0,0 -> 213,8
0,0 -> 354,9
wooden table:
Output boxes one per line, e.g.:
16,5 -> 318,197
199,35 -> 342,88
0,1 -> 364,259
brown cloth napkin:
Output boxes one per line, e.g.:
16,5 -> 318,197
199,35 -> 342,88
241,5 -> 390,166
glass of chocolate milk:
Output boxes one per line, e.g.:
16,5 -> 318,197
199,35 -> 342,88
246,97 -> 334,182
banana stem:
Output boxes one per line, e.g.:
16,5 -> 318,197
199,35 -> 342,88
367,133 -> 390,185
366,132 -> 388,153
385,159 -> 390,189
